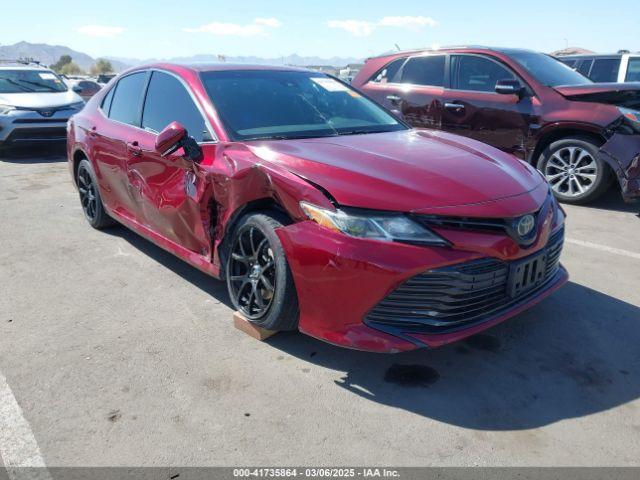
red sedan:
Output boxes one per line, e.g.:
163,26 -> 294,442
67,64 -> 567,353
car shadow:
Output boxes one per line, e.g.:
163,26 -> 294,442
0,145 -> 67,163
93,221 -> 640,432
102,224 -> 233,309
264,281 -> 640,431
579,185 -> 639,214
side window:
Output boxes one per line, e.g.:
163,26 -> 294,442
561,59 -> 577,68
399,56 -> 445,86
100,86 -> 115,115
453,55 -> 516,92
577,59 -> 593,77
108,72 -> 147,126
590,59 -> 620,82
370,58 -> 406,83
141,71 -> 206,142
625,58 -> 640,82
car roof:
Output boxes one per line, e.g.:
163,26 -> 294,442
142,62 -> 316,74
558,54 -> 624,58
0,64 -> 51,71
368,45 -> 538,60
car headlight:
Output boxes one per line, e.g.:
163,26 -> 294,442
0,104 -> 15,115
619,107 -> 640,132
300,202 -> 448,245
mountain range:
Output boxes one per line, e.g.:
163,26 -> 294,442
0,42 -> 363,72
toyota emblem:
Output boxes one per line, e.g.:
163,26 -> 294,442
517,214 -> 536,237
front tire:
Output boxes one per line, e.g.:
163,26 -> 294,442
225,212 -> 299,331
537,136 -> 612,204
76,158 -> 115,229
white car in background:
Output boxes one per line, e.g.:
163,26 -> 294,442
558,52 -> 640,83
0,61 -> 85,150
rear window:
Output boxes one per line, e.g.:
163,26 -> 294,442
369,57 -> 406,83
108,72 -> 147,126
399,56 -> 445,87
590,58 -> 620,82
626,58 -> 640,82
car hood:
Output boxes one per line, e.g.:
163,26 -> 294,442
250,129 -> 546,215
0,90 -> 83,109
554,83 -> 640,108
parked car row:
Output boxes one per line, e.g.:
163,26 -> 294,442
6,47 -> 640,353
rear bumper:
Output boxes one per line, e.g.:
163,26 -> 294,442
277,218 -> 567,353
599,133 -> 640,200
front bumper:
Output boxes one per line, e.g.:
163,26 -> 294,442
599,133 -> 640,200
0,107 -> 78,145
277,213 -> 567,353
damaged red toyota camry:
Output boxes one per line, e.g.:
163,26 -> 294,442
67,64 -> 567,352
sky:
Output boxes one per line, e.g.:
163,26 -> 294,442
2,0 -> 639,60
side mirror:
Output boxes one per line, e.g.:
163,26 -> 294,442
495,79 -> 524,96
72,85 -> 83,93
155,121 -> 203,162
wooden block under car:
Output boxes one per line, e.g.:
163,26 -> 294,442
233,311 -> 278,341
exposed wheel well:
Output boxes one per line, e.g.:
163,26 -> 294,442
216,198 -> 293,279
529,129 -> 606,166
72,149 -> 88,184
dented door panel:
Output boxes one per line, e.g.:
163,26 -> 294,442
125,130 -> 214,255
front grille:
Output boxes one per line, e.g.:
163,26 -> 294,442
366,228 -> 564,333
5,127 -> 67,144
413,192 -> 553,247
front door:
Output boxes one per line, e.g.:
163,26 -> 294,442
441,54 -> 536,158
128,70 -> 214,255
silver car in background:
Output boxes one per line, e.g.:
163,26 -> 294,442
0,61 -> 85,150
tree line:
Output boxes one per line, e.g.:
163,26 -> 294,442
50,55 -> 113,76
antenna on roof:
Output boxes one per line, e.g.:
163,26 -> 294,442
394,44 -> 401,52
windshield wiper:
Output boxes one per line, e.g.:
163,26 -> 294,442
15,79 -> 61,92
337,129 -> 379,136
2,78 -> 33,92
248,133 -> 339,141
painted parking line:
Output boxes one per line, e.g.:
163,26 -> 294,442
0,370 -> 51,480
566,238 -> 640,261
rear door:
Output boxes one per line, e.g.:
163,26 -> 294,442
130,70 -> 213,254
361,55 -> 446,128
91,71 -> 149,219
440,53 -> 535,157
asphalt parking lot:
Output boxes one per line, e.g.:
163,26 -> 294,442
1,147 -> 639,468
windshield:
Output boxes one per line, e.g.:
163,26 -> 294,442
507,51 -> 593,87
0,69 -> 68,94
200,70 -> 406,141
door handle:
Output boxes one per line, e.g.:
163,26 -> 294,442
444,102 -> 465,111
127,141 -> 142,156
386,94 -> 402,103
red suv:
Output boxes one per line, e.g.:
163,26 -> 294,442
67,64 -> 567,352
353,47 -> 640,204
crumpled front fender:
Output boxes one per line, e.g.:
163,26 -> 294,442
599,133 -> 640,200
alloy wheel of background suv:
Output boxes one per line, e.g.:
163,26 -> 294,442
537,136 -> 612,204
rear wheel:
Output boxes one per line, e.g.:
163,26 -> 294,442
77,159 -> 115,229
537,136 -> 612,204
226,212 -> 299,331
